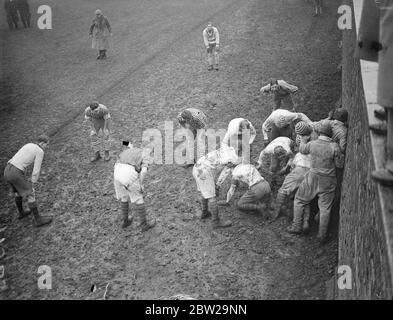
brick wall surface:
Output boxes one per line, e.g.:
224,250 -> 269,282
338,3 -> 393,299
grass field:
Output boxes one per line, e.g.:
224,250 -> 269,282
0,0 -> 341,299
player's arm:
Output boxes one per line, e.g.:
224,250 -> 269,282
262,117 -> 272,141
31,149 -> 44,184
202,30 -> 209,48
105,18 -> 112,34
226,180 -> 239,203
215,29 -> 220,46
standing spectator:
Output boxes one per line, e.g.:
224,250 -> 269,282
3,135 -> 53,227
203,22 -> 220,71
4,0 -> 19,30
16,0 -> 30,28
89,9 -> 112,60
260,78 -> 299,111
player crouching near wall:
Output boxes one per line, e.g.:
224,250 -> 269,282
193,145 -> 241,228
113,141 -> 156,231
4,135 -> 53,227
84,101 -> 111,162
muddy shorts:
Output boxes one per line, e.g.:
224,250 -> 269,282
279,166 -> 310,196
238,180 -> 271,206
113,163 -> 143,204
3,163 -> 34,198
192,164 -> 215,199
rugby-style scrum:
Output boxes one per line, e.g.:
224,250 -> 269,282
3,20 -> 348,248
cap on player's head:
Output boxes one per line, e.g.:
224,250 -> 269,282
95,9 -> 102,16
89,101 -> 99,110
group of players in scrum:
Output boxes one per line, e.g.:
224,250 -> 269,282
3,77 -> 347,248
3,19 -> 346,248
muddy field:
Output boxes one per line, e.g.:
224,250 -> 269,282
0,0 -> 341,299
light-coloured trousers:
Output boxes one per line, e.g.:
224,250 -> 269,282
207,43 -> 219,67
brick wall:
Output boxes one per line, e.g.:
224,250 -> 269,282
338,2 -> 393,299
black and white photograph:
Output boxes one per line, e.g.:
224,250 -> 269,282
0,0 -> 392,304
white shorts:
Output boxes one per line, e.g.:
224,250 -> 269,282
113,163 -> 143,203
192,164 -> 216,199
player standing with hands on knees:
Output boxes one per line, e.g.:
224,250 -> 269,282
84,101 -> 112,162
3,135 -> 53,227
203,22 -> 220,71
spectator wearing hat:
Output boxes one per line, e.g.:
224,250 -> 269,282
3,135 -> 53,228
89,9 -> 112,59
16,0 -> 30,28
287,120 -> 344,244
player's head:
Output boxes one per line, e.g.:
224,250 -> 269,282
37,134 -> 50,149
95,9 -> 103,17
295,121 -> 312,136
332,108 -> 348,123
269,78 -> 279,91
318,120 -> 333,138
89,101 -> 99,110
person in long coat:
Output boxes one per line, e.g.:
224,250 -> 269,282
4,0 -> 19,30
89,9 -> 112,60
16,0 -> 30,28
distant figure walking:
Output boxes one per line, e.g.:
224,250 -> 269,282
16,0 -> 30,28
203,22 -> 220,71
4,0 -> 19,30
89,9 -> 112,60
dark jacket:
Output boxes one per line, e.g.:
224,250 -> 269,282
16,0 -> 29,11
4,0 -> 18,15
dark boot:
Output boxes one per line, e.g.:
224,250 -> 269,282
286,200 -> 303,234
135,204 -> 155,232
210,199 -> 232,228
317,211 -> 330,244
15,196 -> 30,219
102,50 -> 107,59
200,198 -> 211,219
90,151 -> 101,162
29,203 -> 52,228
237,202 -> 265,215
97,51 -> 102,59
121,201 -> 132,228
104,150 -> 110,161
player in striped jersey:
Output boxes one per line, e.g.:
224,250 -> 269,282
84,102 -> 111,162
